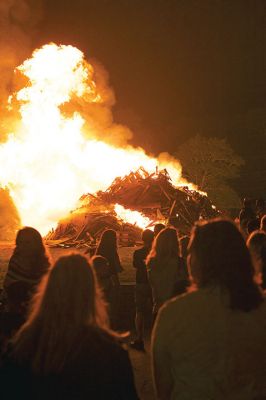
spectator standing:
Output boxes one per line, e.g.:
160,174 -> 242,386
4,227 -> 50,293
1,227 -> 50,314
95,229 -> 123,329
147,227 -> 188,321
130,229 -> 154,352
260,214 -> 266,232
90,255 -> 114,309
256,199 -> 266,220
152,219 -> 266,400
239,198 -> 256,234
0,254 -> 138,399
0,281 -> 30,355
247,230 -> 266,290
153,223 -> 165,238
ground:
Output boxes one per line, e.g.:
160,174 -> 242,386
0,242 -> 136,287
0,242 -> 154,399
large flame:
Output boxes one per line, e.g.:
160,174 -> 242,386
0,43 -> 194,234
115,204 -> 152,230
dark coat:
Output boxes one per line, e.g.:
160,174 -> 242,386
0,327 -> 139,400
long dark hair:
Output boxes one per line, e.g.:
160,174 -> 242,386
12,253 -> 110,373
16,226 -> 49,259
95,229 -> 118,258
146,227 -> 180,268
188,218 -> 263,312
5,227 -> 50,284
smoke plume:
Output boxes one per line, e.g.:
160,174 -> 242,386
0,0 -> 43,140
0,0 -> 43,237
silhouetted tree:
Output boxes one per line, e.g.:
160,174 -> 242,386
175,135 -> 244,209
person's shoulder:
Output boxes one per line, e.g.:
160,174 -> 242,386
133,246 -> 147,257
84,326 -> 127,354
160,288 -> 204,317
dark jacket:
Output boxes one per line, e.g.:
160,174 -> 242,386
0,327 -> 139,400
133,245 -> 151,284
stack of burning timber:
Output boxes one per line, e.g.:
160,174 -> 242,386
45,168 -> 218,248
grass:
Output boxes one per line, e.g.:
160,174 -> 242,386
0,243 -> 137,288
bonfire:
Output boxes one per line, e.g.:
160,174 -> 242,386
0,43 -> 217,243
45,167 -> 218,248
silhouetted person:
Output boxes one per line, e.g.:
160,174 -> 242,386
147,227 -> 188,321
247,218 -> 260,235
239,198 -> 256,234
0,254 -> 138,399
130,229 -> 154,352
90,255 -> 114,310
153,223 -> 165,238
152,219 -> 266,399
0,281 -> 30,355
95,229 -> 123,329
261,215 -> 266,232
4,227 -> 50,293
256,198 -> 266,220
247,230 -> 266,290
1,227 -> 50,314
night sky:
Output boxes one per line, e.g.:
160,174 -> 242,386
39,0 -> 266,197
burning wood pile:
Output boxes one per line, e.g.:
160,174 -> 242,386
45,167 -> 218,248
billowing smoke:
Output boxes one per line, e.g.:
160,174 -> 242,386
0,2 -> 186,238
0,0 -> 43,237
61,58 -> 134,147
0,0 -> 43,141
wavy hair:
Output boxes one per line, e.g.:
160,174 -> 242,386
96,229 -> 117,257
146,227 -> 180,268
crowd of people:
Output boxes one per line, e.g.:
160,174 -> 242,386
0,198 -> 265,399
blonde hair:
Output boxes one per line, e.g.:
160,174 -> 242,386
146,227 -> 180,267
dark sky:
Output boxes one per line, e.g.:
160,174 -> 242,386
39,0 -> 266,196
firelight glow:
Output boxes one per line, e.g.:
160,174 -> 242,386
0,43 -> 196,234
115,204 -> 152,229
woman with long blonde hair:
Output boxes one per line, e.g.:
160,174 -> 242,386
147,227 -> 188,319
0,253 -> 138,399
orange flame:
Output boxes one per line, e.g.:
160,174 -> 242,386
115,204 -> 152,229
0,43 -> 197,234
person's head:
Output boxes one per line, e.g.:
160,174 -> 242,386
33,253 -> 106,326
260,215 -> 266,232
243,198 -> 252,208
247,218 -> 260,235
147,227 -> 180,265
256,198 -> 265,211
188,218 -> 263,311
15,227 -> 47,257
90,255 -> 110,280
13,253 -> 108,373
96,229 -> 117,253
247,230 -> 266,287
153,223 -> 165,237
142,229 -> 154,247
91,255 -> 109,269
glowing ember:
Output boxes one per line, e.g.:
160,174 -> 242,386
115,204 -> 152,229
0,43 -> 196,234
